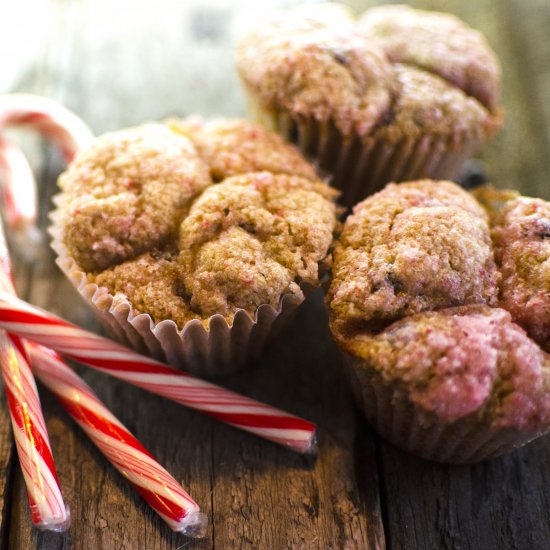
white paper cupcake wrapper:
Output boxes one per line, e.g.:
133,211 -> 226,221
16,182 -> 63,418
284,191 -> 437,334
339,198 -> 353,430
245,92 -> 482,208
49,194 -> 307,377
344,354 -> 545,463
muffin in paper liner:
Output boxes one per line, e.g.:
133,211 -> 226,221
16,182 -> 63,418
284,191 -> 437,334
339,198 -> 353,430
244,94 -> 483,208
343,354 -> 544,464
327,180 -> 550,463
49,119 -> 336,376
237,5 -> 503,208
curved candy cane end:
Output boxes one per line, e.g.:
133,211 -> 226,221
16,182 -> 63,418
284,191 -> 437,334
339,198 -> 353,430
9,223 -> 43,264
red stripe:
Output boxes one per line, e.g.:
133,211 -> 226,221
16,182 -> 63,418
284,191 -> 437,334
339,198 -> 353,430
57,400 -> 190,492
69,355 -> 178,376
8,334 -> 30,363
7,112 -> 50,124
4,384 -> 60,484
56,400 -> 192,521
57,397 -> 156,461
98,450 -> 188,501
206,411 -> 315,432
0,308 -> 70,327
27,494 -> 42,524
133,485 -> 187,522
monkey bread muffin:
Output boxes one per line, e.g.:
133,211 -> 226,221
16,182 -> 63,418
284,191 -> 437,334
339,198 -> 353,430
236,4 -> 503,207
51,118 -> 338,376
491,197 -> 550,351
327,180 -> 550,463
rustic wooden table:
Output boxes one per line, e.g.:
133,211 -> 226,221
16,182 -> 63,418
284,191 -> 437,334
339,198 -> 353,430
1,0 -> 549,548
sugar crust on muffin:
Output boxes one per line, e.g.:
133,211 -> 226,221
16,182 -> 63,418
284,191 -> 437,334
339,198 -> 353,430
328,180 -> 550,431
328,180 -> 500,334
340,305 -> 550,431
358,4 -> 501,111
236,4 -> 502,142
169,117 -> 318,182
59,124 -> 211,272
492,197 -> 550,350
60,120 -> 338,327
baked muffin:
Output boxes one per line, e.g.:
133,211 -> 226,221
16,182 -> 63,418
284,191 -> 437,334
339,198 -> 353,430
52,119 -> 338,376
327,180 -> 550,462
236,5 -> 503,207
328,180 -> 499,333
491,196 -> 550,351
341,305 -> 550,463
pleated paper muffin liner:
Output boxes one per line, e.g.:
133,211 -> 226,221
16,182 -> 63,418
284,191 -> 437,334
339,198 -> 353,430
49,194 -> 309,378
245,92 -> 482,208
344,354 -> 544,464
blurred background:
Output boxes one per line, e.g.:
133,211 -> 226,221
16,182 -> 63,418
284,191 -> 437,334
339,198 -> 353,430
0,0 -> 549,198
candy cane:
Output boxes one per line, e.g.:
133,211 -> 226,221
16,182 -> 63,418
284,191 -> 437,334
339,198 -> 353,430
0,94 -> 93,161
0,93 -> 93,233
0,138 -> 38,230
0,291 -> 317,454
29,344 -> 207,536
0,208 -> 208,536
0,213 -> 70,530
1,333 -> 70,531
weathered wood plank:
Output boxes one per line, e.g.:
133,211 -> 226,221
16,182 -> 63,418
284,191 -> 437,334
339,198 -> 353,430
209,292 -> 385,550
0,396 -> 13,550
380,440 -> 550,550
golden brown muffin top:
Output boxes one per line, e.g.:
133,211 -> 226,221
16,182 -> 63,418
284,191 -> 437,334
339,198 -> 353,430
358,5 -> 501,111
178,172 -> 336,317
236,18 -> 393,137
169,116 -> 318,182
371,64 -> 501,144
328,181 -> 550,426
236,4 -> 502,140
93,249 -> 193,328
328,180 -> 500,334
60,120 -> 338,327
59,124 -> 211,272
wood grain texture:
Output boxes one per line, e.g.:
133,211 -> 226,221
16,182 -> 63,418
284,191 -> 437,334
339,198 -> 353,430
0,395 -> 13,550
1,0 -> 550,549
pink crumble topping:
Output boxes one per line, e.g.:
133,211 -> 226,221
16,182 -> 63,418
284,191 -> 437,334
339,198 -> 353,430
356,306 -> 550,429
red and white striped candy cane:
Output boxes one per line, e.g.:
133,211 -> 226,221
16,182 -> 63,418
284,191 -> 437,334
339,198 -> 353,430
0,291 -> 317,454
0,217 -> 70,530
0,138 -> 38,230
0,94 -> 93,161
0,329 -> 70,531
0,212 -> 206,536
29,344 -> 207,537
0,94 -> 93,232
